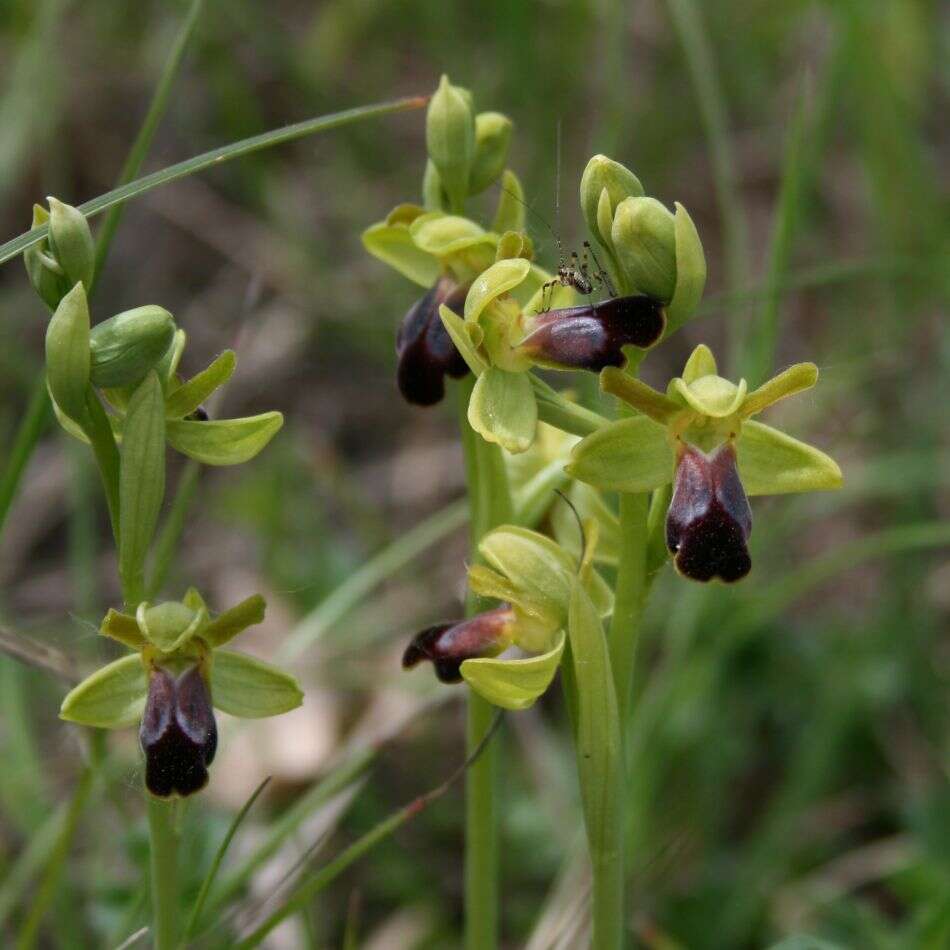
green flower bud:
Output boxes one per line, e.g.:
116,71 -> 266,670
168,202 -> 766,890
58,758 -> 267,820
90,306 -> 176,389
468,111 -> 513,195
45,282 -> 91,426
47,197 -> 94,293
24,204 -> 71,310
611,196 -> 677,302
579,155 -> 644,250
422,159 -> 446,211
426,75 -> 475,211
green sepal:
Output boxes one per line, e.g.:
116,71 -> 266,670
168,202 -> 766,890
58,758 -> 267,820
361,221 -> 441,288
600,367 -> 680,424
672,374 -> 747,418
665,202 -> 707,335
461,629 -> 565,711
89,305 -> 176,389
165,350 -> 236,419
492,169 -> 526,233
100,608 -> 147,650
118,372 -> 166,598
468,366 -> 537,454
166,412 -> 283,465
567,416 -> 673,493
464,257 -> 532,324
737,420 -> 842,495
681,344 -> 717,384
45,282 -> 91,426
59,654 -> 147,729
741,362 -> 818,417
426,74 -> 475,210
438,304 -> 487,374
611,196 -> 677,301
210,650 -> 303,718
467,563 -> 559,629
469,111 -> 513,195
137,601 -> 207,653
47,198 -> 94,293
202,594 -> 266,648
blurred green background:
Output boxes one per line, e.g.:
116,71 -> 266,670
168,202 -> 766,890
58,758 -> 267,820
0,0 -> 946,946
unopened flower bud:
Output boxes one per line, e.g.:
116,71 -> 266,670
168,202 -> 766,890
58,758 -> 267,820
90,305 -> 176,388
396,275 -> 470,406
666,442 -> 752,583
24,205 -> 71,310
611,196 -> 678,302
140,664 -> 217,798
402,605 -> 516,683
579,155 -> 644,250
426,75 -> 476,211
47,197 -> 95,294
468,112 -> 513,195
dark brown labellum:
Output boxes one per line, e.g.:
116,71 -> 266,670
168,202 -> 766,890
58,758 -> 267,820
402,605 -> 514,683
519,294 -> 665,371
140,665 -> 218,798
666,441 -> 752,583
396,276 -> 470,406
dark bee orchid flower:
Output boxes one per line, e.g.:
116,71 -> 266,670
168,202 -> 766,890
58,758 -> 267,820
140,665 -> 218,798
666,442 -> 752,583
396,276 -> 470,406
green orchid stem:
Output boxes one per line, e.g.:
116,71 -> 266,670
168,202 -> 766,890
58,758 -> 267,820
458,375 -> 512,950
146,795 -> 180,950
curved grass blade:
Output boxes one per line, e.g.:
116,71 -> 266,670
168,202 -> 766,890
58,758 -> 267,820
0,96 -> 427,268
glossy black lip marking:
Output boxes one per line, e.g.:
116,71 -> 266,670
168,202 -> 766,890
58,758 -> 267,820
396,276 -> 469,406
520,294 -> 665,370
666,441 -> 752,583
140,665 -> 218,798
402,605 -> 513,683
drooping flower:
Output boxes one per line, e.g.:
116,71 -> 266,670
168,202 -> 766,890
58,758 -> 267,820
567,345 -> 842,582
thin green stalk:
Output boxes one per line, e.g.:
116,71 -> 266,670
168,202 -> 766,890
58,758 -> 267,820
458,376 -> 512,950
147,796 -> 181,950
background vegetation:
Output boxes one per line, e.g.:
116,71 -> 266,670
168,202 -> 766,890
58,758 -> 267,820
0,0 -> 946,946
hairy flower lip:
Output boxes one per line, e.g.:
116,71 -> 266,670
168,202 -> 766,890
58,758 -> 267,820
666,441 -> 752,583
140,664 -> 217,798
519,295 -> 665,371
402,605 -> 515,683
396,276 -> 470,406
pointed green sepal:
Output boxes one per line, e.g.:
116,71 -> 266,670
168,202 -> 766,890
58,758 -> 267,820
736,420 -> 842,495
100,608 -> 148,650
461,629 -> 565,710
166,412 -> 283,465
210,650 -> 303,718
45,282 -> 91,426
600,367 -> 680,424
361,222 -> 441,288
567,416 -> 673,493
741,362 -> 818,417
59,654 -> 148,729
165,350 -> 237,419
468,366 -> 537,454
467,563 -> 558,628
202,594 -> 266,648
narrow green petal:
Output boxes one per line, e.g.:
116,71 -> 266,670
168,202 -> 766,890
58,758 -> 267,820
461,630 -> 565,711
165,350 -> 237,420
600,367 -> 680,424
59,654 -> 147,729
202,594 -> 267,648
665,201 -> 707,334
681,344 -> 717,384
166,412 -> 283,466
737,419 -> 843,495
567,417 -> 673,493
210,650 -> 303,718
100,608 -> 147,650
464,258 -> 532,324
439,303 -> 487,374
361,222 -> 440,288
741,362 -> 818,417
468,366 -> 537,454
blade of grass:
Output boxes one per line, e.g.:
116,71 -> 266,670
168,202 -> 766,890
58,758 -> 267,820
184,777 -> 272,939
0,96 -> 427,268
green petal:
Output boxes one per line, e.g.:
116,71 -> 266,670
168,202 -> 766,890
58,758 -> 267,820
492,169 -> 526,233
361,222 -> 441,288
665,202 -> 707,334
468,366 -> 537,454
45,282 -> 91,426
567,417 -> 673,493
461,630 -> 565,711
741,362 -> 818,417
137,601 -> 207,653
672,374 -> 747,418
210,650 -> 303,718
166,412 -> 283,466
737,419 -> 843,495
202,594 -> 266,648
60,654 -> 147,729
438,304 -> 487,374
100,608 -> 147,650
464,258 -> 532,324
164,350 -> 237,419
681,344 -> 717,384
600,367 -> 680,424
